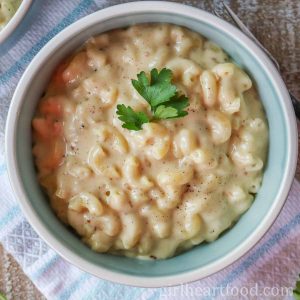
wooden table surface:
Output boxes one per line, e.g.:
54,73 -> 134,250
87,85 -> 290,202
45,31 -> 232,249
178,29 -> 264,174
0,0 -> 299,299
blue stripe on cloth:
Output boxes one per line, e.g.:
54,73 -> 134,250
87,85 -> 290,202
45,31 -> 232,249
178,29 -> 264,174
0,205 -> 21,229
84,279 -> 145,300
0,164 -> 6,175
0,0 -> 94,85
61,212 -> 300,300
60,273 -> 90,300
146,290 -> 162,300
202,212 -> 300,300
129,288 -> 148,300
32,254 -> 60,279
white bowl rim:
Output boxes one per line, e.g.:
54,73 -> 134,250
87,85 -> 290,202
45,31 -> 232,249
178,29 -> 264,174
0,0 -> 32,44
5,1 -> 298,288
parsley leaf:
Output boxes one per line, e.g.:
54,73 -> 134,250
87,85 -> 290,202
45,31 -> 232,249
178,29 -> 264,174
132,68 -> 177,109
294,275 -> 300,300
116,104 -> 149,131
117,68 -> 189,130
153,94 -> 189,119
154,105 -> 178,119
0,292 -> 7,300
161,93 -> 189,118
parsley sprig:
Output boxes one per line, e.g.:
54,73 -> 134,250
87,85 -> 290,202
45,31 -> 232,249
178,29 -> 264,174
0,292 -> 7,300
294,275 -> 300,300
116,105 -> 149,131
116,68 -> 189,130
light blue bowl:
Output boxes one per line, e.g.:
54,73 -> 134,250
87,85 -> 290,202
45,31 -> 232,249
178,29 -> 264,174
5,1 -> 298,287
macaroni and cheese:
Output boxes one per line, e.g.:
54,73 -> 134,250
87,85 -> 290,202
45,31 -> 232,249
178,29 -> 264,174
32,24 -> 268,259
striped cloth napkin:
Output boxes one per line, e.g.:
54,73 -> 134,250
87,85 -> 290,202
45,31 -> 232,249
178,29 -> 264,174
0,1 -> 299,299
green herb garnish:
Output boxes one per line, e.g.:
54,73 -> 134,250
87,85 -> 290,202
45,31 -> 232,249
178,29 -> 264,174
294,275 -> 300,300
116,104 -> 149,131
117,68 -> 189,130
0,292 -> 7,300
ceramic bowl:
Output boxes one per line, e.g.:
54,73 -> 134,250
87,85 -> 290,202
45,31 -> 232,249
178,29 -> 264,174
5,1 -> 298,287
0,0 -> 32,44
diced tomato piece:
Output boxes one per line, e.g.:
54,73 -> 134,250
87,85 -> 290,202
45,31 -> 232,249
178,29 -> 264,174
32,118 -> 51,140
52,121 -> 62,136
32,117 -> 62,139
51,62 -> 68,88
62,52 -> 88,85
41,140 -> 65,170
39,97 -> 62,117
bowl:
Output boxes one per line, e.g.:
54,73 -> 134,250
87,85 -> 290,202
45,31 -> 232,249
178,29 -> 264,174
0,0 -> 32,44
5,1 -> 298,287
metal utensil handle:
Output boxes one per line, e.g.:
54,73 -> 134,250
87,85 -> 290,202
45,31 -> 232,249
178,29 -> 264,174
290,92 -> 300,120
222,2 -> 281,70
220,1 -> 300,121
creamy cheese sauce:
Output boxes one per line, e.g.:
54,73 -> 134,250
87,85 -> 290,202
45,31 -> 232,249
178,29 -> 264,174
32,24 -> 268,259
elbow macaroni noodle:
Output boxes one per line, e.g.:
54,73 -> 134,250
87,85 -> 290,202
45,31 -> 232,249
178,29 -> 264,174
32,24 -> 268,259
